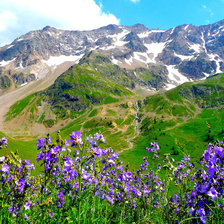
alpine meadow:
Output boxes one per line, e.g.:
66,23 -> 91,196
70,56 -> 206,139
1,3 -> 224,222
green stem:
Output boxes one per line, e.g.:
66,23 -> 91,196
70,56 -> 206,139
179,216 -> 201,223
120,202 -> 125,224
105,202 -> 108,224
92,197 -> 95,222
78,200 -> 81,224
4,145 -> 7,157
98,196 -> 100,219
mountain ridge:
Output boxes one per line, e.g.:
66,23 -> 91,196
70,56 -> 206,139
0,19 -> 224,93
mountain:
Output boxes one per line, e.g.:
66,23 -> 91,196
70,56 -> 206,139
4,52 -> 136,136
0,20 -> 224,95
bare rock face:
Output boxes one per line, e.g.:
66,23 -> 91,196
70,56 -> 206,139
0,20 -> 224,91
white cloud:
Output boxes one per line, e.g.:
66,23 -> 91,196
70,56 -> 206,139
0,0 -> 120,46
0,0 -> 119,31
130,0 -> 140,2
0,10 -> 17,32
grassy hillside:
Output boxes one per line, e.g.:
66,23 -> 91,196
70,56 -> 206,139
3,50 -> 224,173
4,54 -> 137,135
0,99 -> 141,174
4,52 -> 169,137
120,73 -> 224,168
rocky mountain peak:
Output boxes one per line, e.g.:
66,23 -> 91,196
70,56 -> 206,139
0,19 -> 224,93
129,24 -> 149,33
42,25 -> 55,31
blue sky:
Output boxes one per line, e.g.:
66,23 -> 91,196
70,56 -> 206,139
0,0 -> 223,46
99,0 -> 224,29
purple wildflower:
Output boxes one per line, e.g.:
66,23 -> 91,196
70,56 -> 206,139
36,138 -> 44,150
0,137 -> 8,148
207,187 -> 218,200
69,131 -> 83,147
24,201 -> 31,210
24,214 -> 28,220
1,164 -> 10,173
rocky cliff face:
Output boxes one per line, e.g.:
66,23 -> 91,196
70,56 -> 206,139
0,20 -> 224,91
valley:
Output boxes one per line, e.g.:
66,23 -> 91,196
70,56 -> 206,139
1,71 -> 224,173
0,21 -> 224,172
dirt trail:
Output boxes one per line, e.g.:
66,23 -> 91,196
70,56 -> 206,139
0,62 -> 75,134
119,101 -> 140,153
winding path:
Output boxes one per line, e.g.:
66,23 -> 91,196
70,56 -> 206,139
120,101 -> 140,153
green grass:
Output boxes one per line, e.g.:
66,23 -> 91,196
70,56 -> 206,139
5,55 -> 133,125
88,108 -> 99,117
120,74 -> 224,169
3,66 -> 224,179
5,94 -> 36,121
0,131 -> 39,174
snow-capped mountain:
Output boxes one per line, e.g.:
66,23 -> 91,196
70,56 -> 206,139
0,20 -> 224,91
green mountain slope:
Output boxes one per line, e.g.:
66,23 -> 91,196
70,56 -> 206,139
120,73 -> 224,167
5,55 -> 135,133
4,51 -> 168,137
79,51 -> 168,90
3,50 -> 224,171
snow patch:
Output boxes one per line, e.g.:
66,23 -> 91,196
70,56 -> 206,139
174,52 -> 194,61
207,39 -> 213,44
42,54 -> 84,66
165,83 -> 176,90
200,73 -> 210,80
125,57 -> 133,65
145,42 -> 167,62
19,62 -> 23,69
111,57 -> 119,65
203,72 -> 210,77
7,45 -> 14,49
212,29 -> 220,37
137,29 -> 165,37
170,28 -> 175,35
184,25 -> 189,30
166,65 -> 189,85
148,29 -> 166,34
137,31 -> 150,38
201,33 -> 207,54
208,54 -> 222,74
90,46 -> 98,51
100,30 -> 129,50
107,30 -> 129,48
15,61 -> 25,70
17,38 -> 23,42
140,85 -> 155,92
0,58 -> 16,67
189,43 -> 201,53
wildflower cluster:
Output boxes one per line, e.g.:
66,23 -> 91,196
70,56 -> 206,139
187,142 -> 224,223
1,134 -> 224,223
0,137 -> 34,219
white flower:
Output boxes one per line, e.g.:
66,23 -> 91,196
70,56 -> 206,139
0,156 -> 5,162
